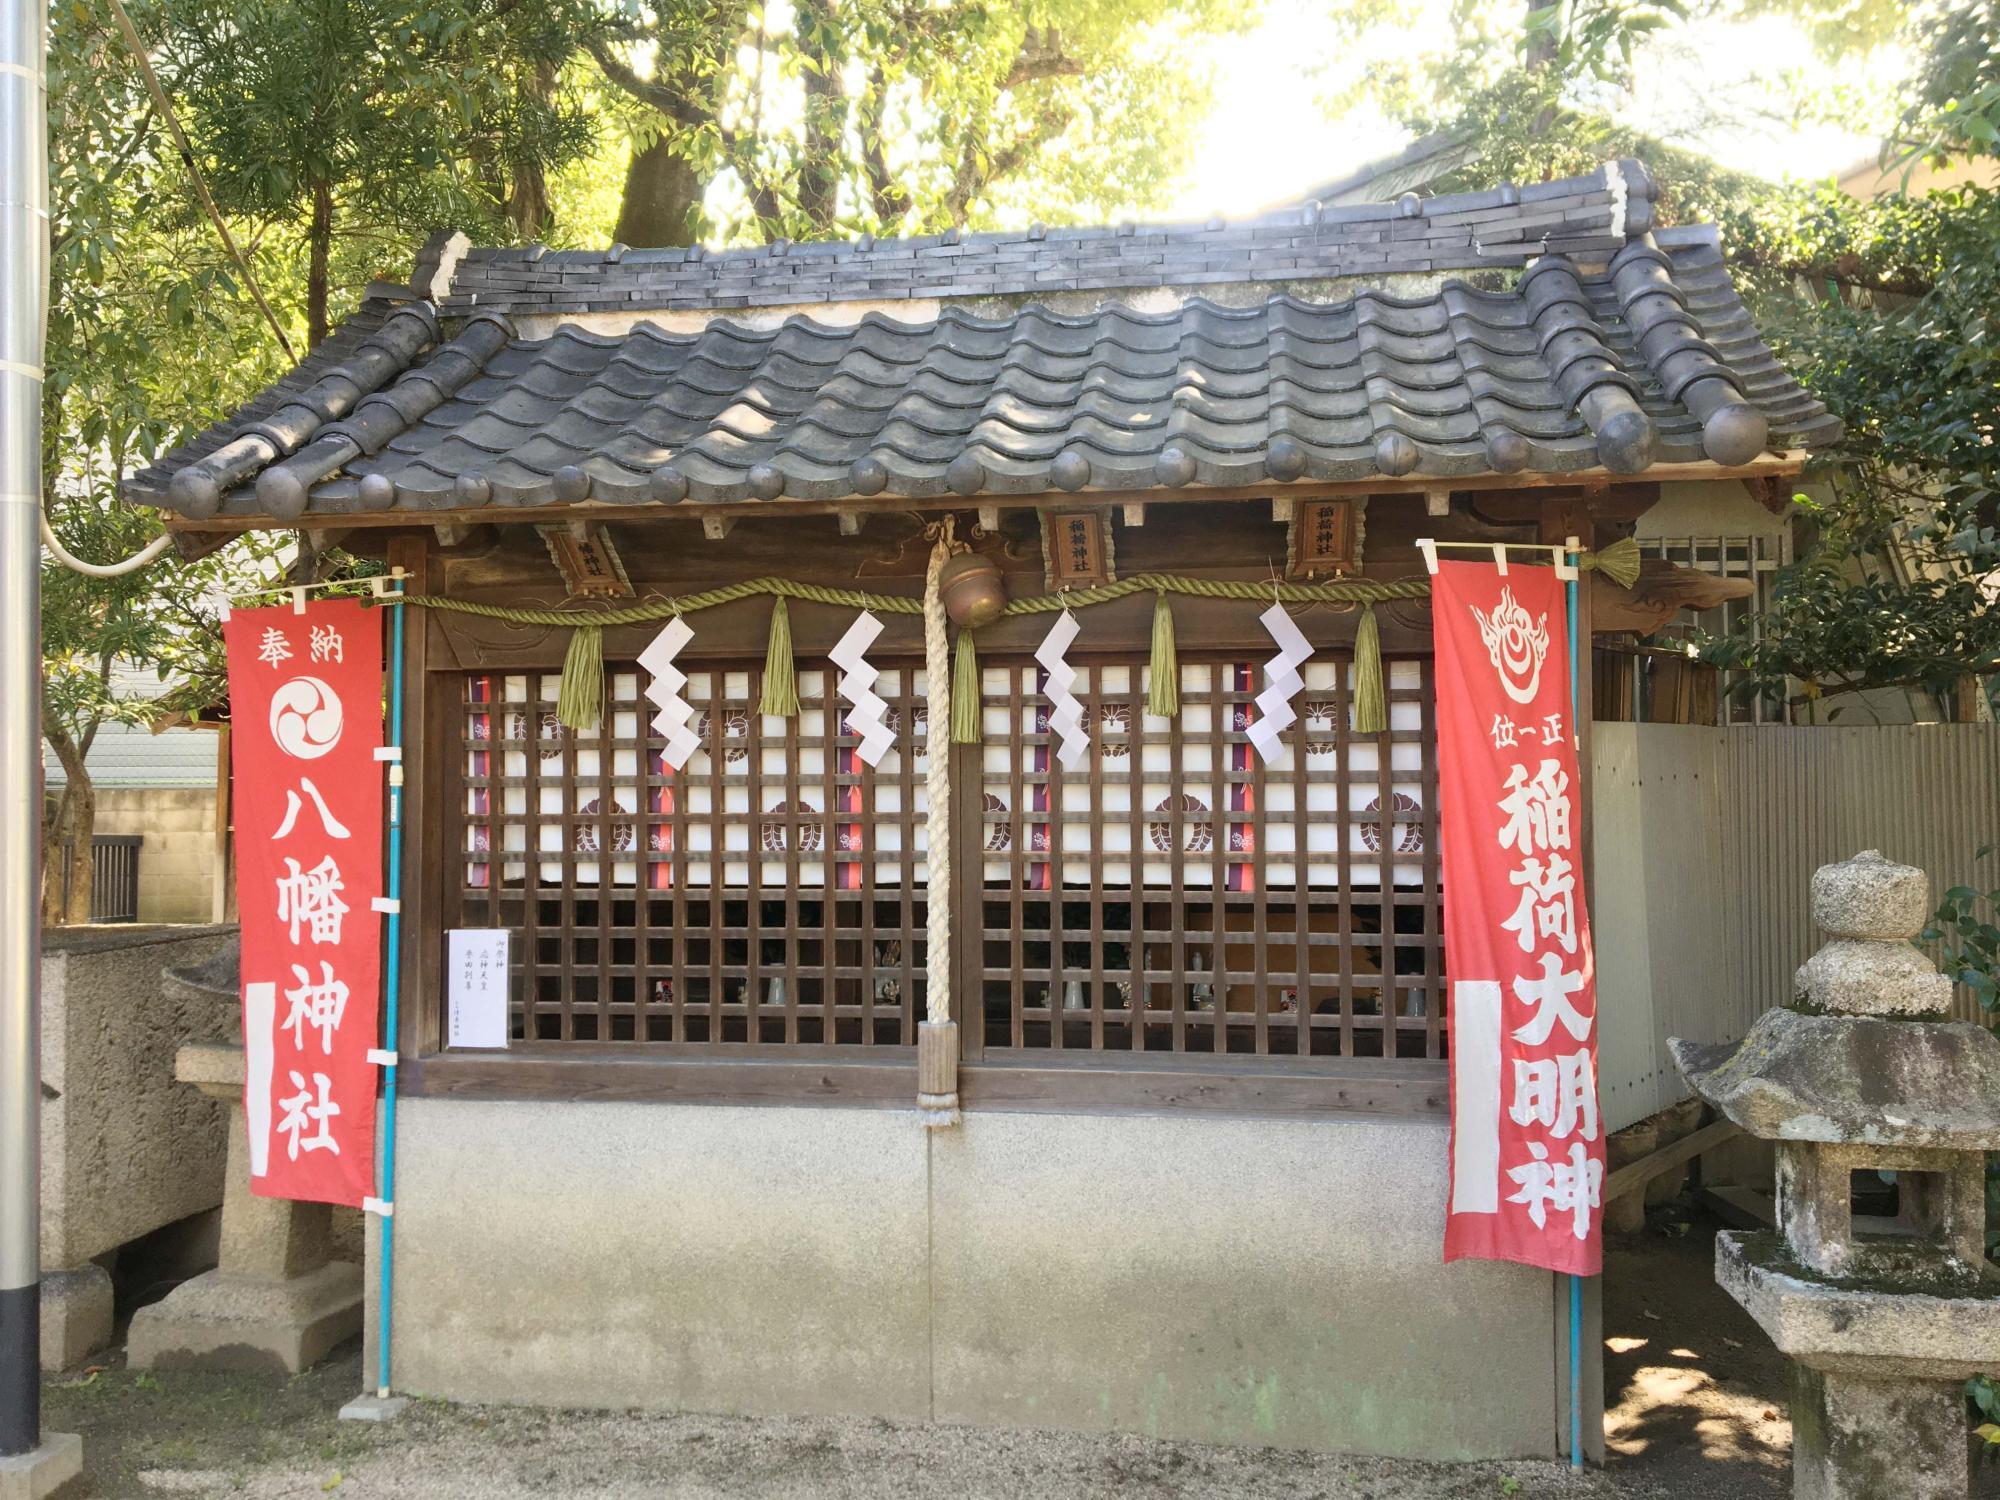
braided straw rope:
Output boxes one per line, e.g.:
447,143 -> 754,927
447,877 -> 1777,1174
922,528 -> 953,1031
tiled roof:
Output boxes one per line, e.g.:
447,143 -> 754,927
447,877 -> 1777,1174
123,163 -> 1842,523
437,158 -> 1647,317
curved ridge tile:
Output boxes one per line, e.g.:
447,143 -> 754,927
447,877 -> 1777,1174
1520,257 -> 1656,474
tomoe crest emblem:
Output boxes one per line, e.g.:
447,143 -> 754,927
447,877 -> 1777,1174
1469,587 -> 1550,705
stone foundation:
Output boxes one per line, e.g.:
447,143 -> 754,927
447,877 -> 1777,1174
35,1266 -> 110,1375
367,1097 -> 1585,1460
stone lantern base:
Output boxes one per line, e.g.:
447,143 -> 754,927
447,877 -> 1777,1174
1718,1232 -> 2000,1500
125,1044 -> 362,1375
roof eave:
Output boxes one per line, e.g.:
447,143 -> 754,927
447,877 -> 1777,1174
155,451 -> 1821,538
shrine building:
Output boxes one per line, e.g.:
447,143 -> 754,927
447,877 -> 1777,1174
121,159 -> 1840,1459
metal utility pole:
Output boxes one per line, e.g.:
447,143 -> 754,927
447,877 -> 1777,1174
0,0 -> 47,1463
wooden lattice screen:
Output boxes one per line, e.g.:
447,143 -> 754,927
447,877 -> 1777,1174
449,651 -> 1444,1066
975,654 -> 1443,1058
458,662 -> 932,1045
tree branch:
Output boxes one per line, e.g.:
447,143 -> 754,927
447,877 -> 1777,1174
585,38 -> 706,129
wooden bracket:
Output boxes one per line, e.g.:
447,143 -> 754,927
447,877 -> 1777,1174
1271,496 -> 1294,524
1121,502 -> 1146,527
1424,488 -> 1452,517
977,504 -> 1001,534
838,511 -> 866,536
701,514 -> 737,542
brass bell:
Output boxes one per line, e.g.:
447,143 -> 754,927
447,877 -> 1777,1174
939,552 -> 1006,628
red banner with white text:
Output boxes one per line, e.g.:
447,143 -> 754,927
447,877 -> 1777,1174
224,598 -> 385,1207
1435,560 -> 1604,1275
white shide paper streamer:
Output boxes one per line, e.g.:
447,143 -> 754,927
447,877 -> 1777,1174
638,616 -> 702,770
1035,609 -> 1090,770
1244,602 -> 1313,764
830,611 -> 896,767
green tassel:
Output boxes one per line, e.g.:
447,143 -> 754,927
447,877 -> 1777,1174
558,623 -> 605,732
1582,535 -> 1642,590
1147,591 -> 1179,718
952,629 -> 981,744
1352,603 -> 1386,736
759,597 -> 798,717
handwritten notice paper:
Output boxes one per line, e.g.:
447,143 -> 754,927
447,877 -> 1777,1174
447,929 -> 511,1050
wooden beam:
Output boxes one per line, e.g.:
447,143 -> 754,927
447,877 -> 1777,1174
160,454 -> 1813,538
1605,1119 -> 1742,1203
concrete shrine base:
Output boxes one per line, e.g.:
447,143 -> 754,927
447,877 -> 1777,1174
0,1434 -> 83,1500
365,1096 -> 1593,1461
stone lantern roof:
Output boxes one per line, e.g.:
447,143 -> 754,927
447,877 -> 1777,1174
1671,850 -> 2000,1151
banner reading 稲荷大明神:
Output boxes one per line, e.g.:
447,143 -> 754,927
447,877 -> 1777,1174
1434,559 -> 1605,1276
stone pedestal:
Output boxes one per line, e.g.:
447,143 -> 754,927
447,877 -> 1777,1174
126,1044 -> 362,1375
0,1433 -> 84,1500
1675,851 -> 2000,1500
36,1265 -> 111,1374
1792,1367 -> 1967,1500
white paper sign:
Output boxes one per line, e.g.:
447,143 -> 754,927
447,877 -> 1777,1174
447,929 -> 511,1049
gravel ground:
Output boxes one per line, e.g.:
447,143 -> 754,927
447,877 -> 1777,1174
41,1207 -> 1999,1500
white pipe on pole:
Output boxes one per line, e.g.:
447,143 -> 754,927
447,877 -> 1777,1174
39,514 -> 173,577
0,0 -> 46,1457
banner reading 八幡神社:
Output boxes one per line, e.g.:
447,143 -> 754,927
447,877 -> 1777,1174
1435,560 -> 1605,1276
224,598 -> 385,1208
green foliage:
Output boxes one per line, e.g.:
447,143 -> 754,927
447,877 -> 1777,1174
1520,0 -> 1690,84
1922,851 -> 2000,1028
1925,852 -> 2000,1420
591,0 -> 1257,244
1700,179 -> 2000,707
1894,0 -> 2000,164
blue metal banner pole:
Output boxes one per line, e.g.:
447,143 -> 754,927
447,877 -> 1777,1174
1565,535 -> 1584,1470
375,570 -> 408,1397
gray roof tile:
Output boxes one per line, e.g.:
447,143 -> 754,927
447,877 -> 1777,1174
122,167 -> 1841,521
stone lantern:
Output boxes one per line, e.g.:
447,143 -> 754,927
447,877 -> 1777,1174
1672,850 -> 2000,1500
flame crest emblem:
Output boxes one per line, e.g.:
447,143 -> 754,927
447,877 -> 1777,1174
1470,587 -> 1551,705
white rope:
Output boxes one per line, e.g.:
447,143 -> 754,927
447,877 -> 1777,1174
40,513 -> 174,578
921,523 -> 953,1028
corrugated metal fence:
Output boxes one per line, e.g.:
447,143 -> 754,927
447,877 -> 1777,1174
1592,723 -> 2000,1133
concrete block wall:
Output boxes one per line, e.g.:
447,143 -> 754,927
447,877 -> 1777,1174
370,1098 -> 1569,1460
40,926 -> 238,1270
93,788 -> 221,924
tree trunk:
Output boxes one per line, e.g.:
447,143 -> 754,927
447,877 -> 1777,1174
613,137 -> 703,247
505,59 -> 559,240
794,0 -> 846,234
307,179 -> 334,349
1522,0 -> 1560,137
41,734 -> 94,927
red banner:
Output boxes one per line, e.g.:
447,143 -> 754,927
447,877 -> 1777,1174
1435,561 -> 1604,1275
224,598 -> 385,1207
